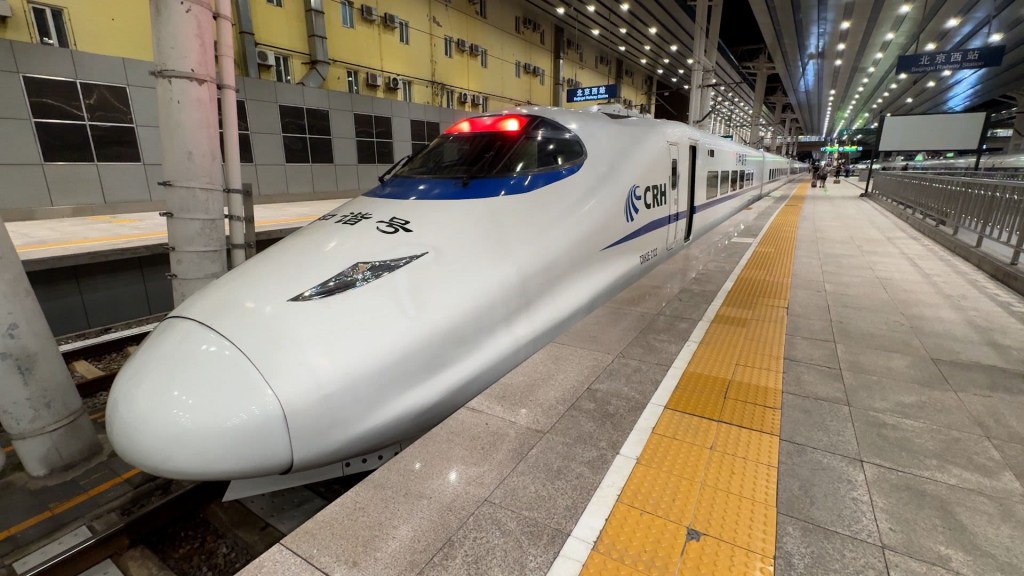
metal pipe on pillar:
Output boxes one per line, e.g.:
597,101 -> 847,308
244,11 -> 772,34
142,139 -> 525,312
216,0 -> 246,269
687,0 -> 706,126
553,25 -> 565,107
0,217 -> 101,477
152,0 -> 227,304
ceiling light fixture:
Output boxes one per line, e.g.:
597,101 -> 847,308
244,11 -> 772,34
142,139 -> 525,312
587,4 -> 596,12
619,27 -> 627,34
670,45 -> 678,51
990,32 -> 1004,42
876,51 -> 884,59
619,45 -> 626,51
868,66 -> 876,73
620,2 -> 629,10
926,80 -> 936,87
898,72 -> 908,79
841,20 -> 851,29
687,58 -> 694,64
925,42 -> 937,50
906,97 -> 913,102
649,26 -> 657,34
555,6 -> 565,14
946,17 -> 960,28
835,58 -> 842,65
838,43 -> 846,51
591,29 -> 599,35
942,69 -> 952,76
886,32 -> 896,40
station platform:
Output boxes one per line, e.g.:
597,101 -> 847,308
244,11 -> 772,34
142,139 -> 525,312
238,177 -> 1024,576
9,199 -> 349,270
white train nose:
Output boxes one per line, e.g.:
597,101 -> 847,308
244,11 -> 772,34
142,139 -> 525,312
106,318 -> 293,480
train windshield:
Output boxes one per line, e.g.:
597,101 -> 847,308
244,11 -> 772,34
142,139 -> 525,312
394,116 -> 586,179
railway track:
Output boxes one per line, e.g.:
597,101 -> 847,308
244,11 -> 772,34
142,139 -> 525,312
61,323 -> 156,397
21,483 -> 227,576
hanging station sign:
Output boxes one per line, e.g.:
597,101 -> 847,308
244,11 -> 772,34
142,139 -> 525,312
895,45 -> 1006,74
821,146 -> 863,153
566,83 -> 618,103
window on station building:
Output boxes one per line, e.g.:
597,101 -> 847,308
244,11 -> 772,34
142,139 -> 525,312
400,79 -> 412,102
398,20 -> 409,44
515,16 -> 521,34
444,36 -> 453,58
218,99 -> 254,164
30,4 -> 70,48
480,96 -> 488,113
410,119 -> 441,154
354,113 -> 394,165
341,1 -> 355,28
538,69 -> 545,85
267,0 -> 283,5
274,54 -> 291,83
445,89 -> 455,109
480,48 -> 488,68
705,171 -> 718,199
478,0 -> 487,19
515,61 -> 521,78
22,75 -> 141,163
346,70 -> 359,94
279,105 -> 333,164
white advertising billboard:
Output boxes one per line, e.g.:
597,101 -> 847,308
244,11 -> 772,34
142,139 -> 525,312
878,112 -> 987,152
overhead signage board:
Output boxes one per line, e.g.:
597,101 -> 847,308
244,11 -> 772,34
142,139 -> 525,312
821,146 -> 863,152
896,45 -> 1005,74
566,83 -> 618,103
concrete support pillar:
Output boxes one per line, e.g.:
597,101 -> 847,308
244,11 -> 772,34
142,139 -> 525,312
1009,92 -> 1024,153
687,0 -> 707,126
747,52 -> 772,147
697,1 -> 722,133
0,217 -> 101,477
152,0 -> 228,305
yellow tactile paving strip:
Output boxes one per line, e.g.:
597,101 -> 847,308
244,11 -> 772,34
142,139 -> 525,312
583,183 -> 807,575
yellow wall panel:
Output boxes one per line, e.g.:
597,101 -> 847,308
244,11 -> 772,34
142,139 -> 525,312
1,0 -> 152,60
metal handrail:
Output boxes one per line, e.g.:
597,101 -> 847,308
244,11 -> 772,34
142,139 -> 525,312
869,172 -> 1024,265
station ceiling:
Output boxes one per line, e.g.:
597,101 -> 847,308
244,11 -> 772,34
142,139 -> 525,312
749,0 -> 1024,137
532,1 -> 1024,141
530,1 -> 776,131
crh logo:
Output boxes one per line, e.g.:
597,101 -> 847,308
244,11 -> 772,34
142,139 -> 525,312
624,185 -> 642,222
624,183 -> 668,222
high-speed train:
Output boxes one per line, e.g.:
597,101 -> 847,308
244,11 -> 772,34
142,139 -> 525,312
107,106 -> 804,489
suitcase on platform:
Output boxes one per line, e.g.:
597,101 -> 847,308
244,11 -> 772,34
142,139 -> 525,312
811,180 -> 817,188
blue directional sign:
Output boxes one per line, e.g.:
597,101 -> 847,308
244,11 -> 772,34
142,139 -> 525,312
896,45 -> 1005,74
566,83 -> 618,103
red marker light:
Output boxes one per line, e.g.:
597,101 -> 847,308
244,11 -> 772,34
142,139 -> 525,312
444,115 -> 528,134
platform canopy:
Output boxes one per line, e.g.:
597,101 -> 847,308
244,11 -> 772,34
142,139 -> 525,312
749,0 -> 1024,137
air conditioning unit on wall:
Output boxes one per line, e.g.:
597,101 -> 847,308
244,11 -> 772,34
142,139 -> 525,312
361,4 -> 377,20
383,12 -> 399,27
471,94 -> 484,105
366,72 -> 383,86
256,48 -> 276,66
458,91 -> 471,103
456,38 -> 469,51
469,43 -> 482,56
522,62 -> 534,74
386,76 -> 401,90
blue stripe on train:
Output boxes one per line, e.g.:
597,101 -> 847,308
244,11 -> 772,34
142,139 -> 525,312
601,187 -> 758,251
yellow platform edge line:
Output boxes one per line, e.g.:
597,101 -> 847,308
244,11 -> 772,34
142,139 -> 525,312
583,182 -> 808,575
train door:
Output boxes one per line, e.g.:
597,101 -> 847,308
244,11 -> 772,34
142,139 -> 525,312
684,143 -> 697,242
667,143 -> 681,249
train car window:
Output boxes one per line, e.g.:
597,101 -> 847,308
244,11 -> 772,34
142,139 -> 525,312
746,170 -> 753,184
395,116 -> 585,178
730,170 -> 739,191
706,171 -> 718,199
671,159 -> 678,190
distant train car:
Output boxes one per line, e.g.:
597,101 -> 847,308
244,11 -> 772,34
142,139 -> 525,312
107,106 -> 804,489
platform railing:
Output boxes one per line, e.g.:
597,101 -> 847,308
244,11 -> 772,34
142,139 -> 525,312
869,172 -> 1024,265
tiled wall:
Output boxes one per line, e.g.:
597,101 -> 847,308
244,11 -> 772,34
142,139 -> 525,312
0,39 -> 473,213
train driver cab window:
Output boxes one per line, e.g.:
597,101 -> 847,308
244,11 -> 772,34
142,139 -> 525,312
395,115 -> 585,179
706,171 -> 718,199
671,158 -> 678,190
731,170 -> 739,191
